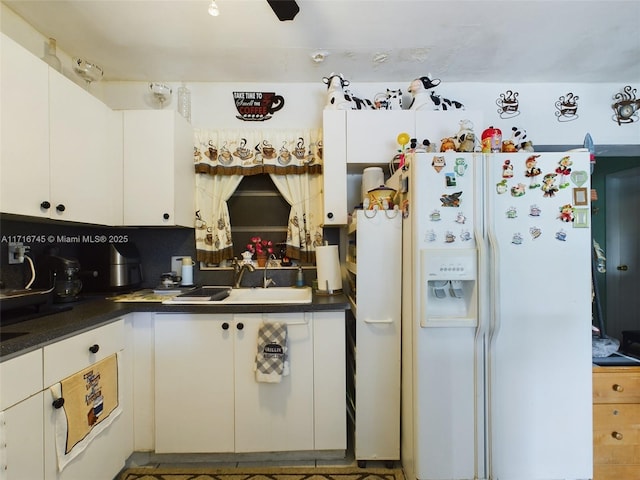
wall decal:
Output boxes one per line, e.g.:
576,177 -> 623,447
496,90 -> 520,118
611,85 -> 640,125
555,92 -> 579,122
233,91 -> 285,121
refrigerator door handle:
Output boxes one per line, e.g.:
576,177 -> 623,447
363,317 -> 393,324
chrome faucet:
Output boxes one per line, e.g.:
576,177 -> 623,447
233,259 -> 255,288
263,254 -> 278,288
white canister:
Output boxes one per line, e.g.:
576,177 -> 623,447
362,167 -> 384,202
181,257 -> 195,286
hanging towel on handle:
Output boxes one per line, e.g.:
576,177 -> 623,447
255,322 -> 289,383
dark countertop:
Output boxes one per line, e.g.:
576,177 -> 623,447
0,291 -> 350,362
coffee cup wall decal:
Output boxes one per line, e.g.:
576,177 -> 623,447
496,89 -> 520,118
611,85 -> 640,125
233,91 -> 285,121
555,92 -> 579,122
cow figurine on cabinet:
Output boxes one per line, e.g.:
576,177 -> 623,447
408,75 -> 465,111
322,73 -> 374,110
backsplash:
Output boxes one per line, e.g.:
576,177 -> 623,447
0,217 -> 329,292
0,217 -> 194,291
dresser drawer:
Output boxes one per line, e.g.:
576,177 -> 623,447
594,464 -> 640,480
43,319 -> 125,387
593,369 -> 640,404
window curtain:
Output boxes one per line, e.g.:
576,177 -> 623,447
194,128 -> 323,264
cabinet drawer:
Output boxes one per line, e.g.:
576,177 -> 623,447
43,319 -> 124,387
594,464 -> 640,480
0,349 -> 43,410
594,371 -> 640,403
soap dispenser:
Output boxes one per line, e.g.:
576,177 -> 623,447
296,266 -> 305,287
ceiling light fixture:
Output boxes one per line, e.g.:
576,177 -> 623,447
208,0 -> 220,17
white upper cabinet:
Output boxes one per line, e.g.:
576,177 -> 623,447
321,110 -> 348,226
49,70 -> 123,225
345,110 -> 416,164
0,33 -> 123,225
0,33 -> 51,218
123,110 -> 194,226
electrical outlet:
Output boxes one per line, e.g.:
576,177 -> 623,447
171,256 -> 184,274
8,242 -> 24,264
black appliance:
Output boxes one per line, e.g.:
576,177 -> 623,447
34,255 -> 84,303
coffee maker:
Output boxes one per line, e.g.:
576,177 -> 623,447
35,255 -> 84,303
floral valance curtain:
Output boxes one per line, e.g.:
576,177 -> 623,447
194,128 -> 324,265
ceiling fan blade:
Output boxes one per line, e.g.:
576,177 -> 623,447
266,0 -> 299,21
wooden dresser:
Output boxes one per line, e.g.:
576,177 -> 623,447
593,365 -> 640,479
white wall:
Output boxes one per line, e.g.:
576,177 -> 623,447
3,3 -> 639,149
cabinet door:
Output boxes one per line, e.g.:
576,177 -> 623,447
0,33 -> 50,217
346,110 -> 415,163
154,313 -> 235,453
234,313 -> 315,452
321,110 -> 348,225
49,70 -> 121,225
43,370 -> 129,480
123,110 -> 194,226
1,393 -> 44,480
313,311 -> 347,450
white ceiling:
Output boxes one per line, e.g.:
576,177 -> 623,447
4,0 -> 640,85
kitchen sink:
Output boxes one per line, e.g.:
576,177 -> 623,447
164,286 -> 312,304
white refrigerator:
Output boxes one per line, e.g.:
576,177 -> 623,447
394,150 -> 593,480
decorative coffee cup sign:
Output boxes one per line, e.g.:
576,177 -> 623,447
233,91 -> 285,121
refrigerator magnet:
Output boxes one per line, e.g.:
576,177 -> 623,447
460,230 -> 472,242
430,209 -> 441,221
570,170 -> 588,187
496,179 -> 508,194
573,208 -> 589,228
506,206 -> 518,218
525,155 -> 542,188
511,183 -> 526,197
555,156 -> 573,189
558,204 -> 574,223
512,232 -> 524,245
502,159 -> 514,178
432,155 -> 446,172
529,226 -> 542,239
573,187 -> 588,205
445,172 -> 457,187
542,173 -> 559,197
529,204 -> 541,216
440,191 -> 462,207
445,231 -> 456,243
426,230 -> 437,242
454,157 -> 468,176
455,212 -> 467,224
555,229 -> 567,241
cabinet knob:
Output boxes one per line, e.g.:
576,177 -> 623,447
89,344 -> 100,354
52,397 -> 65,409
56,204 -> 66,212
613,383 -> 624,392
40,201 -> 51,209
163,213 -> 170,220
237,322 -> 244,330
612,431 -> 624,440
222,322 -> 229,330
327,212 -> 334,219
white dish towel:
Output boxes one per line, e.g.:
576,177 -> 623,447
255,322 -> 289,383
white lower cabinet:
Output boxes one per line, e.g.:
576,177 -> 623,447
234,313 -> 314,453
0,349 -> 44,479
154,311 -> 345,454
154,313 -> 235,453
43,319 -> 131,480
